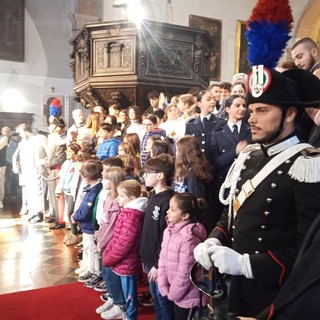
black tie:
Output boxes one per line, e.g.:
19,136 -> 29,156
203,117 -> 208,131
233,124 -> 239,142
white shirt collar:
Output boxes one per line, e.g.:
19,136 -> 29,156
200,113 -> 212,122
227,120 -> 242,132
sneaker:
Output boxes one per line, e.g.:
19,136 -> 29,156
100,293 -> 109,302
65,234 -> 80,246
29,212 -> 44,223
78,271 -> 93,282
94,281 -> 108,292
84,273 -> 103,288
95,298 -> 114,314
101,305 -> 124,320
138,291 -> 154,307
75,266 -> 87,275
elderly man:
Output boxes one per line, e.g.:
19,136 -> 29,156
66,108 -> 87,145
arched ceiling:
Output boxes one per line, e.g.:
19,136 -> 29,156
294,0 -> 320,45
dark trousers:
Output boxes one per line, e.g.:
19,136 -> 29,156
144,264 -> 174,320
174,304 -> 196,320
5,164 -> 18,196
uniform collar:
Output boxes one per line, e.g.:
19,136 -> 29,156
227,120 -> 242,132
200,113 -> 212,122
262,134 -> 300,156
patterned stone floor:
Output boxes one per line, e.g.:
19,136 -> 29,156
0,197 -> 80,295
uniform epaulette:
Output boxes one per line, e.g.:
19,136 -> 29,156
288,148 -> 320,183
185,117 -> 197,124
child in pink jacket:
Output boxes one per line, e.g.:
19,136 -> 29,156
158,192 -> 208,320
103,180 -> 148,320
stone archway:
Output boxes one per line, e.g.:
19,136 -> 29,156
294,0 -> 320,45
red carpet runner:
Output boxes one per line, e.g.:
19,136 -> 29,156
1,282 -> 155,320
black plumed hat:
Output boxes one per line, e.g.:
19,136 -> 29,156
247,68 -> 320,108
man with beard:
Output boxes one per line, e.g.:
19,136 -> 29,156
194,68 -> 320,318
292,38 -> 320,146
291,37 -> 320,79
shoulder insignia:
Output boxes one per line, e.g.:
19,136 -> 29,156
288,148 -> 320,183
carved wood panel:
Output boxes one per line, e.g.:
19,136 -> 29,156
93,36 -> 135,75
70,20 -> 214,110
146,39 -> 193,79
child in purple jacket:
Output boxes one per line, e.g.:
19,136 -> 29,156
157,192 -> 208,320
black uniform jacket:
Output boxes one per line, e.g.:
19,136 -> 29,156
257,213 -> 320,320
185,114 -> 226,161
211,121 -> 251,181
209,134 -> 320,317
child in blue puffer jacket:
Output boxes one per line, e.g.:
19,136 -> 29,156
73,160 -> 102,283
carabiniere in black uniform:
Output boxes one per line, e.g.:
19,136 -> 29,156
210,133 -> 320,316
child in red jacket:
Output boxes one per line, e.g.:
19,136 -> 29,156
103,180 -> 148,320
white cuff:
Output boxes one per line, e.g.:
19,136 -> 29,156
241,253 -> 254,279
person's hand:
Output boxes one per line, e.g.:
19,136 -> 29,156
193,238 -> 221,270
148,266 -> 158,283
13,167 -> 19,174
236,140 -> 249,155
210,246 -> 253,278
158,92 -> 165,109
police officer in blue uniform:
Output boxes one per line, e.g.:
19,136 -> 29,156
185,90 -> 226,161
210,94 -> 252,225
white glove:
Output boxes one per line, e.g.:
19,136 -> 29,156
210,246 -> 254,279
193,238 -> 222,270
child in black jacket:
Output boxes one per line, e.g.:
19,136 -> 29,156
139,154 -> 175,319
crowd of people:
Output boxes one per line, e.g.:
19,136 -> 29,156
1,35 -> 320,320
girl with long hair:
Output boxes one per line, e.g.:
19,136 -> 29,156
95,167 -> 127,319
85,111 -> 101,146
103,180 -> 148,320
173,136 -> 212,200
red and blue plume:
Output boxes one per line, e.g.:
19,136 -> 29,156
246,0 -> 293,69
49,98 -> 61,117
